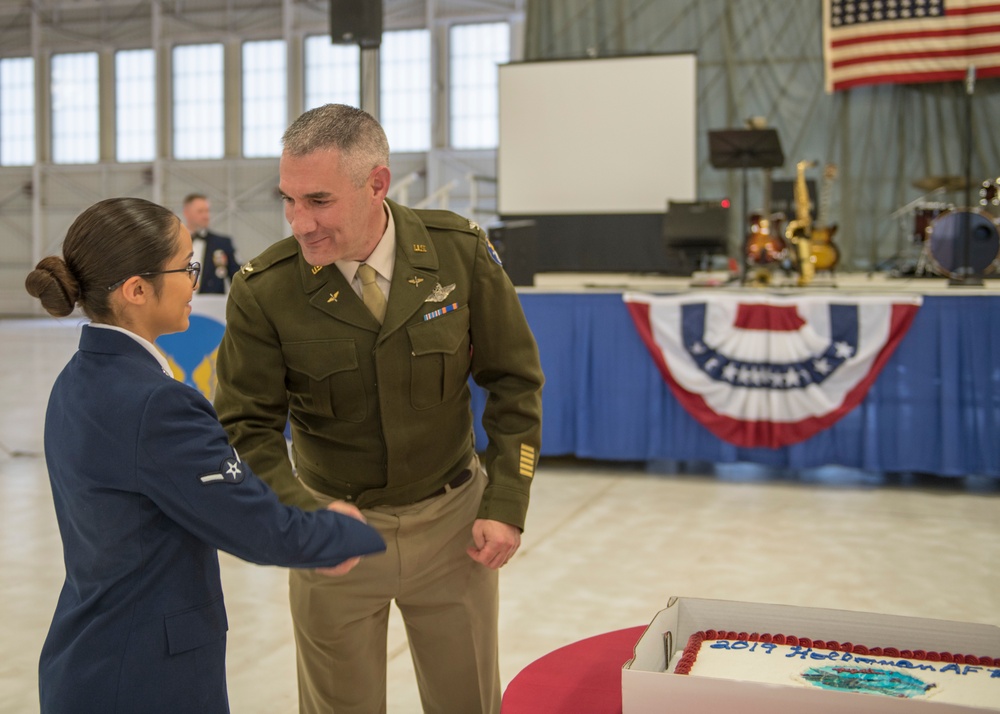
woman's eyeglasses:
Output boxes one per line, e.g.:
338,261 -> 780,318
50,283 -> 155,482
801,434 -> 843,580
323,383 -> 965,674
106,262 -> 202,292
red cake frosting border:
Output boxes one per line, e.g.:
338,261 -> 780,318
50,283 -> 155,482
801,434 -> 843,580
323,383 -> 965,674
672,630 -> 1000,675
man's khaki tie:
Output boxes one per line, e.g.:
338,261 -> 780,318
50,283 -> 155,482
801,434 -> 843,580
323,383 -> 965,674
357,263 -> 387,323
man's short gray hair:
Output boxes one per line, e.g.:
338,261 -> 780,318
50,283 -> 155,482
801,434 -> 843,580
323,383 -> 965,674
282,104 -> 390,187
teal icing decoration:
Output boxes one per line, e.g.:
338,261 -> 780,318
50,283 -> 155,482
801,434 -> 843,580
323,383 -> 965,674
801,666 -> 935,699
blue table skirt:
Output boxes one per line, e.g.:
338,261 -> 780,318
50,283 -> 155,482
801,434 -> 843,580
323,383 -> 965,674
471,292 -> 1000,478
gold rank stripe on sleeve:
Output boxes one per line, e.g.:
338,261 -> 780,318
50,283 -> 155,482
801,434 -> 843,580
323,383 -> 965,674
518,444 -> 536,478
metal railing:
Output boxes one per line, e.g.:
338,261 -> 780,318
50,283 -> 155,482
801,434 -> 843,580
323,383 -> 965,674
415,180 -> 457,210
387,171 -> 421,206
388,171 -> 497,222
468,173 -> 497,218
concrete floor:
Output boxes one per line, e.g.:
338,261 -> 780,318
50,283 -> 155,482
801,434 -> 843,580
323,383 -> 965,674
2,317 -> 998,713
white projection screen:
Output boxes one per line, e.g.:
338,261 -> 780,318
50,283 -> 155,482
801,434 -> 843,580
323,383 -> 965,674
498,53 -> 697,216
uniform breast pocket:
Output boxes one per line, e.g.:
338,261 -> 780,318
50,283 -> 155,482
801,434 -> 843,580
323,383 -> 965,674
407,307 -> 471,410
281,339 -> 367,423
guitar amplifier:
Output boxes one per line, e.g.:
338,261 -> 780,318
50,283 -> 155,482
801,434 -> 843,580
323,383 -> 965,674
663,200 -> 730,249
663,200 -> 731,274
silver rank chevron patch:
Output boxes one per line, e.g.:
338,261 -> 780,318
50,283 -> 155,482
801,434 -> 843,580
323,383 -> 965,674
200,449 -> 246,485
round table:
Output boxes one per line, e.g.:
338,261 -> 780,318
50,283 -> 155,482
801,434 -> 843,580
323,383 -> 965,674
500,626 -> 646,713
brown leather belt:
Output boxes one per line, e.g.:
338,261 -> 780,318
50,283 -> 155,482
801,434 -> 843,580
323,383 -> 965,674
423,468 -> 473,500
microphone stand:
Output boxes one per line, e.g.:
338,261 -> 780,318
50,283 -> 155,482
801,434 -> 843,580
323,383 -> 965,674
950,64 -> 983,286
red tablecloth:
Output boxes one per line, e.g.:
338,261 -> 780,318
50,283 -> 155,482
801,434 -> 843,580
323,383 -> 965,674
501,626 -> 646,713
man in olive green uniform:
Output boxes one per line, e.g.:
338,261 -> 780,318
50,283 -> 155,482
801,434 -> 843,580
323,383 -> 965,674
214,104 -> 543,714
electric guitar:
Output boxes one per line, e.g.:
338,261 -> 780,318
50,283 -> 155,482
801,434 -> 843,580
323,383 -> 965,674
810,163 -> 840,272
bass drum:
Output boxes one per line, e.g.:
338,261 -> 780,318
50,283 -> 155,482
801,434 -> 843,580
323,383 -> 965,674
925,209 -> 1000,279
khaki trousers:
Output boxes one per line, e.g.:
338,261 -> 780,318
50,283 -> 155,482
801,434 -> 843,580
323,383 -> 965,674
289,461 -> 500,714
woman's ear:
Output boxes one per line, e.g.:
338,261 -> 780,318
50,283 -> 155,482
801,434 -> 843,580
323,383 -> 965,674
118,276 -> 148,306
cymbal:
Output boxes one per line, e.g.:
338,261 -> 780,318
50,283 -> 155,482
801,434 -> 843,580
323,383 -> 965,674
912,175 -> 968,192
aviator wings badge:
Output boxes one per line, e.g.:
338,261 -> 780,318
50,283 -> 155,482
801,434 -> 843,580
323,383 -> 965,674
424,282 -> 456,303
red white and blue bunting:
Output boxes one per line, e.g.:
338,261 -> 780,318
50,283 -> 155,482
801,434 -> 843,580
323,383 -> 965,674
623,292 -> 923,448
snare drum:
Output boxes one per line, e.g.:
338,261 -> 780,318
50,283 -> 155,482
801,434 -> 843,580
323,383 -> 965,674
925,208 -> 1000,279
913,202 -> 952,242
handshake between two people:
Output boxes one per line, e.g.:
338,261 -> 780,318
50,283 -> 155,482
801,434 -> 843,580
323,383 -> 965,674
316,499 -> 379,577
313,500 -> 522,577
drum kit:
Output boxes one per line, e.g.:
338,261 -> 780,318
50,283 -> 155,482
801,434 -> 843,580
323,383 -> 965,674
894,175 -> 1000,280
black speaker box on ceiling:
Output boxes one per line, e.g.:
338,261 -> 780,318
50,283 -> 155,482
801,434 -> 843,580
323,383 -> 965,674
329,0 -> 382,48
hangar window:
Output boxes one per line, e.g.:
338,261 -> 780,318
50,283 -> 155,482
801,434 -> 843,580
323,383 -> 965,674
116,49 -> 156,163
380,29 -> 431,152
51,52 -> 99,164
243,40 -> 287,158
173,43 -> 224,159
0,57 -> 35,166
304,35 -> 360,110
449,22 -> 509,149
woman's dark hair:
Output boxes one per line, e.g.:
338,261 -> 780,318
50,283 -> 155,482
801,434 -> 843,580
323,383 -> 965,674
25,197 -> 180,322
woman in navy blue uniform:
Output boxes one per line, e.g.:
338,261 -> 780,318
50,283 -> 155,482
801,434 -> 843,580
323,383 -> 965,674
25,197 -> 386,714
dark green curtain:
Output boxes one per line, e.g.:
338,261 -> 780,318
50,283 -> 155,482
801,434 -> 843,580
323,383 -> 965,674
524,0 -> 1000,271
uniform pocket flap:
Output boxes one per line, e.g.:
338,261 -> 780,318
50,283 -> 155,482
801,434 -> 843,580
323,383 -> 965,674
407,308 -> 469,356
164,597 -> 229,655
282,339 -> 359,380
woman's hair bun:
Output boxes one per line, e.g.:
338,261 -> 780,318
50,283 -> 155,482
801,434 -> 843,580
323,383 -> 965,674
24,256 -> 81,318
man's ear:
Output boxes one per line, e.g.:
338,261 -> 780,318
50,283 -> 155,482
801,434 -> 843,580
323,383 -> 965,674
118,276 -> 148,306
370,166 -> 391,201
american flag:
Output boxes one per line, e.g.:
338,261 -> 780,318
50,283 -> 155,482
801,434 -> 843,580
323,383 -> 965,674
822,0 -> 1000,92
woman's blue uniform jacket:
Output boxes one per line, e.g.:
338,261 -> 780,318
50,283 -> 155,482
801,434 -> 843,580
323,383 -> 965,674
38,325 -> 385,713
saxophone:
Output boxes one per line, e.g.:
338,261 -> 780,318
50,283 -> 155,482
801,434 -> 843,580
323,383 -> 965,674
784,160 -> 817,287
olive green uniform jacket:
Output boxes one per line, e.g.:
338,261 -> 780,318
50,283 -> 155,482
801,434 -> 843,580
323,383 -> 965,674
214,200 -> 543,530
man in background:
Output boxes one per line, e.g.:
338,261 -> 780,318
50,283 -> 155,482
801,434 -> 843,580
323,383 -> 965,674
182,193 -> 239,294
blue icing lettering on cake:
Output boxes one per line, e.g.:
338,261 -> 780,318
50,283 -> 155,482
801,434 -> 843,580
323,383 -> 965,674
799,665 -> 935,698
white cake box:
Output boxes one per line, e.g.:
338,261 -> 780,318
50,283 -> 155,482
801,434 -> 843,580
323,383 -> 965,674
622,597 -> 1000,713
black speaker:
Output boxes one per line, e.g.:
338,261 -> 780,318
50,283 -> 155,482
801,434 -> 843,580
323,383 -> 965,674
663,200 -> 730,249
663,200 -> 731,274
488,221 -> 537,286
329,0 -> 382,48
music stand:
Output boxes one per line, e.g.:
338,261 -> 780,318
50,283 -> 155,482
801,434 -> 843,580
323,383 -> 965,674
708,128 -> 786,282
708,129 -> 785,171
